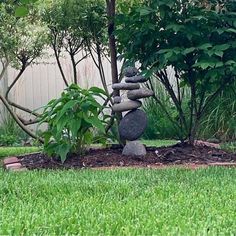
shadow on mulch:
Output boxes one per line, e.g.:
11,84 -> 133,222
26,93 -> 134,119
19,143 -> 236,170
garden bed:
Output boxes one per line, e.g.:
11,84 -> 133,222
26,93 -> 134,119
18,143 -> 236,170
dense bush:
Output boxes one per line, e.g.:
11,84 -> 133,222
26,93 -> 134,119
40,84 -> 108,162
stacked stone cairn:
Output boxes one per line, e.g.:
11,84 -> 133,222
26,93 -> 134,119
112,67 -> 154,156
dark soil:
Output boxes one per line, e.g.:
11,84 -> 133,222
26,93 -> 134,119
19,143 -> 236,170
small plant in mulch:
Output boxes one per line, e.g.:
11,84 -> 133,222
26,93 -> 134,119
39,84 -> 109,163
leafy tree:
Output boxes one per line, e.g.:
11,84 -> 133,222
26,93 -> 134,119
116,0 -> 236,144
0,2 -> 48,141
40,0 -> 110,93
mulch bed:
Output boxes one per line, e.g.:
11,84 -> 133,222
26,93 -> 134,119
18,143 -> 236,170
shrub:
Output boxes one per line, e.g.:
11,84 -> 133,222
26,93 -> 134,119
143,78 -> 236,142
40,84 -> 108,162
142,79 -> 181,140
0,112 -> 29,146
200,82 -> 236,142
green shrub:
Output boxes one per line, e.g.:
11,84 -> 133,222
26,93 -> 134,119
142,81 -> 179,140
143,79 -> 236,141
0,134 -> 18,146
40,84 -> 108,162
200,83 -> 236,142
142,78 -> 191,140
0,111 -> 29,146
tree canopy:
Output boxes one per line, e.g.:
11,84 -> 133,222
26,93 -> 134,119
116,0 -> 236,143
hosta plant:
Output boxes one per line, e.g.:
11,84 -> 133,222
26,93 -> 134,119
40,84 -> 108,162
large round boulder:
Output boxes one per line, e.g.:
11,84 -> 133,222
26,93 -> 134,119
118,109 -> 147,141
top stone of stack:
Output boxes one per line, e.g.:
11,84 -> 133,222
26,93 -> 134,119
124,67 -> 139,77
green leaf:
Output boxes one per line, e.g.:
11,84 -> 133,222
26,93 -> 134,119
15,6 -> 29,17
84,116 -> 105,133
215,62 -> 224,68
70,119 -> 82,138
89,87 -> 107,96
183,47 -> 195,54
214,44 -> 230,51
225,60 -> 236,66
214,51 -> 223,57
57,143 -> 71,163
164,51 -> 173,60
226,28 -> 236,34
198,43 -> 213,50
56,100 -> 78,121
139,7 -> 153,16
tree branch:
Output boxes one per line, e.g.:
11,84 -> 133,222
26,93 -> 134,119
0,93 -> 44,143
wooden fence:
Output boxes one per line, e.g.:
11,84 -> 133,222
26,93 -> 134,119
0,53 -> 113,127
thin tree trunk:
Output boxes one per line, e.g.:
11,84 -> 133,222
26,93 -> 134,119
0,60 -> 9,81
106,0 -> 119,96
106,0 -> 124,145
5,66 -> 26,100
70,53 -> 77,84
53,46 -> 69,87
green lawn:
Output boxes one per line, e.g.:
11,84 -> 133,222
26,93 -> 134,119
142,139 -> 177,147
0,147 -> 40,158
1,168 -> 236,235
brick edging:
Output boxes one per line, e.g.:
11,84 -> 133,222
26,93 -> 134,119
2,157 -> 28,172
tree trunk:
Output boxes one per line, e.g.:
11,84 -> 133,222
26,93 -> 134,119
106,0 -> 119,96
106,0 -> 124,145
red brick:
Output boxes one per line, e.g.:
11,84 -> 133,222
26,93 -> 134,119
5,163 -> 22,170
3,157 -> 20,165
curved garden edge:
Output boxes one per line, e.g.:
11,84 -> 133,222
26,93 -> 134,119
2,141 -> 236,172
2,157 -> 236,172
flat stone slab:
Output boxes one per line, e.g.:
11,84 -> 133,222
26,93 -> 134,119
113,96 -> 122,104
112,83 -> 140,91
125,75 -> 148,83
112,100 -> 142,113
124,67 -> 139,77
122,141 -> 147,156
3,157 -> 20,165
127,88 -> 154,100
119,109 -> 147,140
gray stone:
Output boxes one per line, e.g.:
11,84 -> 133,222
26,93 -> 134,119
122,141 -> 147,156
127,88 -> 154,100
112,83 -> 140,91
125,75 -> 148,83
124,67 -> 139,77
119,109 -> 147,141
113,96 -> 122,104
112,100 -> 141,112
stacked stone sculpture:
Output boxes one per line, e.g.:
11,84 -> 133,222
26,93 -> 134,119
111,66 -> 154,156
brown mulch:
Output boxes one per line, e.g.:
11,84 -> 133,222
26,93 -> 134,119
18,143 -> 236,170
